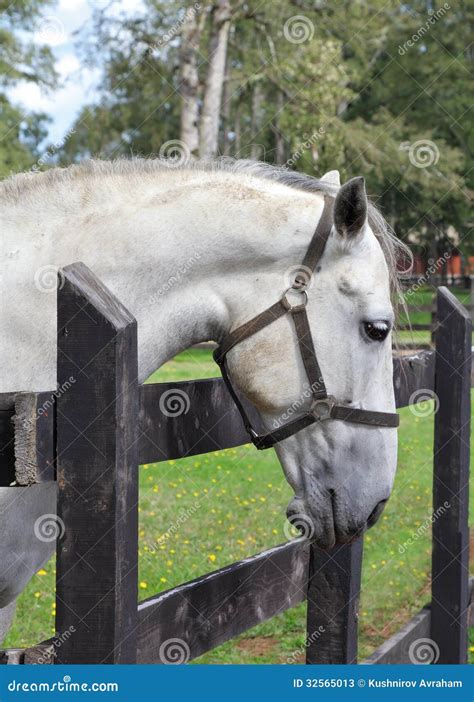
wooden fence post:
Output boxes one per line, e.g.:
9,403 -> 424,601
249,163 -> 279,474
431,287 -> 471,664
55,262 -> 139,664
306,539 -> 363,664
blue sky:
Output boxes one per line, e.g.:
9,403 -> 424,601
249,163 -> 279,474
8,0 -> 142,144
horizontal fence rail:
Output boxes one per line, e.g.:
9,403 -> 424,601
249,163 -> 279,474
1,348 -> 453,484
137,539 -> 309,664
0,266 -> 472,668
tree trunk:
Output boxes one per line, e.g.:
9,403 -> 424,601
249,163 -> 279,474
221,54 -> 231,155
179,5 -> 203,155
199,0 -> 232,159
274,91 -> 285,164
234,102 -> 241,156
250,78 -> 263,160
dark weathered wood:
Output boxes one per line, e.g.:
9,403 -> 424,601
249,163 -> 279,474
55,262 -> 139,664
13,392 -> 55,484
431,287 -> 471,664
138,379 -> 261,463
137,539 -> 309,663
393,350 -> 435,409
23,641 -> 55,664
363,608 -> 431,664
306,538 -> 363,664
2,350 -> 470,476
0,409 -> 15,486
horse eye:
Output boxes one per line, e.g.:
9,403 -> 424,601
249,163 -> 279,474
363,320 -> 391,342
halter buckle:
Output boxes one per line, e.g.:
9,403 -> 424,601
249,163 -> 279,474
281,287 -> 308,313
311,395 -> 335,421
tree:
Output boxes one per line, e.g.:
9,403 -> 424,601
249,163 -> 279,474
0,0 -> 56,177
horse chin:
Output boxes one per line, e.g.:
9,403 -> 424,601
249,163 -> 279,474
286,497 -> 338,550
286,496 -> 372,550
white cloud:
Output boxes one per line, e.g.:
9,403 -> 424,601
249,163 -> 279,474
56,54 -> 81,77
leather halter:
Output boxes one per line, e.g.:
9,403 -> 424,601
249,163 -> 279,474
213,195 -> 399,450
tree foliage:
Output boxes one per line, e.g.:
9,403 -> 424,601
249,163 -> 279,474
0,0 -> 56,177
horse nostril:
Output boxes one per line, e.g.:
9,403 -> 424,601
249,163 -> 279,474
367,498 -> 388,528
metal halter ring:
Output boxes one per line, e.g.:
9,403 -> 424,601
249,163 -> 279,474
281,286 -> 308,313
311,396 -> 336,421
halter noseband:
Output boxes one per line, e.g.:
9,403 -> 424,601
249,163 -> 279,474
213,196 -> 399,450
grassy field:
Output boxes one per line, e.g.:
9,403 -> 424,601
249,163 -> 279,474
396,286 -> 472,347
4,291 -> 473,663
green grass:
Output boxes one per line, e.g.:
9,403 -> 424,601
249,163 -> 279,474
4,345 -> 473,664
396,286 -> 472,347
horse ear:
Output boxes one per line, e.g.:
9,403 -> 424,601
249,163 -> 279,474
334,176 -> 367,238
320,170 -> 340,186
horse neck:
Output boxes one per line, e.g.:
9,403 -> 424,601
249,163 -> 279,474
112,176 -> 325,380
1,171 -> 324,390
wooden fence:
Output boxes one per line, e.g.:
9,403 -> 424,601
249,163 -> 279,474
0,263 -> 472,665
398,281 -> 473,347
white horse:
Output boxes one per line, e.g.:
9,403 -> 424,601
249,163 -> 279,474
0,159 -> 408,644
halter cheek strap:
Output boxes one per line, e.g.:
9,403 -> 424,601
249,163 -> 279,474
213,196 -> 399,450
